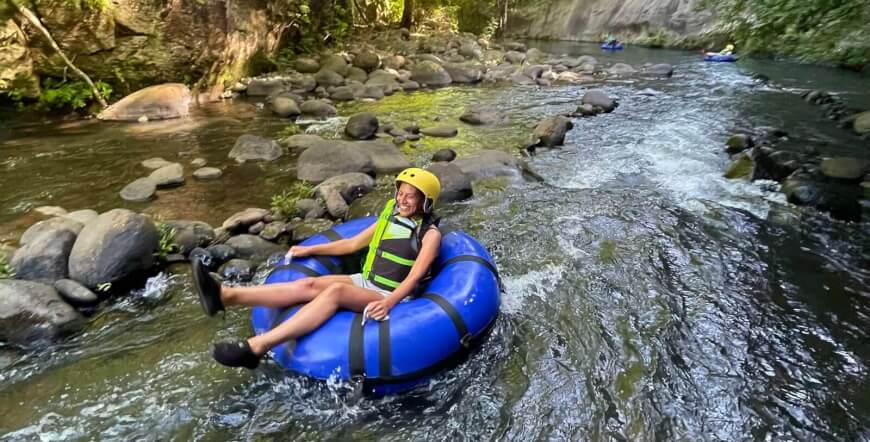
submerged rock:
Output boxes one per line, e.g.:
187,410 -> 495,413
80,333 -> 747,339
432,149 -> 457,162
193,167 -> 222,180
148,163 -> 184,188
581,90 -> 618,113
724,153 -> 753,179
300,99 -> 338,118
229,135 -> 283,163
120,178 -> 157,202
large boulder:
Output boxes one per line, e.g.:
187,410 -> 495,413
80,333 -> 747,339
346,113 -> 380,140
300,100 -> 338,118
443,63 -> 483,83
314,69 -> 345,87
751,148 -> 803,182
0,280 -> 82,344
293,57 -> 321,73
645,63 -> 674,77
246,79 -> 287,97
11,229 -> 77,283
224,235 -> 284,262
320,54 -> 350,76
228,135 -> 283,163
314,173 -> 376,218
820,157 -> 870,181
97,83 -> 191,121
163,220 -> 215,255
427,162 -> 472,202
346,66 -> 369,83
353,51 -> 381,72
270,96 -> 301,117
453,150 -> 531,180
505,51 -> 525,64
355,140 -> 413,173
411,61 -> 452,86
533,115 -> 574,147
581,90 -> 618,113
297,140 -> 375,183
67,209 -> 158,289
19,217 -> 83,247
279,134 -> 325,152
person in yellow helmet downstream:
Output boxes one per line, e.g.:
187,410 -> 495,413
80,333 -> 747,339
191,168 -> 443,368
719,44 -> 735,55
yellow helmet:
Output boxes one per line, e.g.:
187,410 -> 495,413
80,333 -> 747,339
725,44 -> 735,50
395,167 -> 441,213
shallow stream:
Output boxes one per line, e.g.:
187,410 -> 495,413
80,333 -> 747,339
1,42 -> 868,440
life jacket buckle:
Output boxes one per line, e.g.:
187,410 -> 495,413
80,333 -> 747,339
460,333 -> 473,348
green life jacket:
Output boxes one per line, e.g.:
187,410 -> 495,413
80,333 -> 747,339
361,199 -> 437,291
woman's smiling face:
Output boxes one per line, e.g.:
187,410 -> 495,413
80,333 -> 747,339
395,182 -> 424,217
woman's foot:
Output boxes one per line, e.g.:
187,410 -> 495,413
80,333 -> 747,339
212,341 -> 261,369
192,258 -> 224,316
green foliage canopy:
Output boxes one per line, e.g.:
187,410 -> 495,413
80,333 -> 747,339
702,0 -> 870,67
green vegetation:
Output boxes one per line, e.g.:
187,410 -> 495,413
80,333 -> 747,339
271,181 -> 315,219
154,223 -> 180,261
0,246 -> 15,279
702,0 -> 870,68
35,78 -> 112,112
276,123 -> 303,138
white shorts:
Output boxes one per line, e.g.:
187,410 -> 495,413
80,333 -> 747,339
349,273 -> 391,297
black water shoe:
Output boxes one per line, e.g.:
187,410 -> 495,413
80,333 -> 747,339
212,341 -> 260,369
192,257 -> 224,316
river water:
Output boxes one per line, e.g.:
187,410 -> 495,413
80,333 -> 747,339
1,42 -> 868,441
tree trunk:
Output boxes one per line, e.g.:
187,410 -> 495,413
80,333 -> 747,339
14,4 -> 108,109
400,0 -> 413,29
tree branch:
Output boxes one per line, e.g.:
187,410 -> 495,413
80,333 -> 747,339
15,4 -> 108,109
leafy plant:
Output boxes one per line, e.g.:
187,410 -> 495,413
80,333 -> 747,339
36,78 -> 112,112
276,123 -> 303,138
0,245 -> 15,279
271,181 -> 315,220
154,223 -> 180,261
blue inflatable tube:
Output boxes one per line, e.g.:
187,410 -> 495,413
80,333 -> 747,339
251,217 -> 501,395
601,43 -> 624,50
704,54 -> 737,62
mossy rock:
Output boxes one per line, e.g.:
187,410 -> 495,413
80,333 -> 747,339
472,176 -> 510,195
724,153 -> 753,179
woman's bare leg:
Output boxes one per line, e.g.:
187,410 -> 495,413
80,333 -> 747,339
221,275 -> 353,308
247,283 -> 383,355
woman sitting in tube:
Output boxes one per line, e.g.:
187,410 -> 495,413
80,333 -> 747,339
191,168 -> 442,368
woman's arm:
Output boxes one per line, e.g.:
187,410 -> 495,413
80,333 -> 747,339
366,227 -> 442,319
290,223 -> 376,257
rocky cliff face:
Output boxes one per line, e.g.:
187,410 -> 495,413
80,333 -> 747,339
1,0 -> 287,100
508,0 -> 715,45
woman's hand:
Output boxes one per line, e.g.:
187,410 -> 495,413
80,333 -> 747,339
288,245 -> 313,257
365,298 -> 394,321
